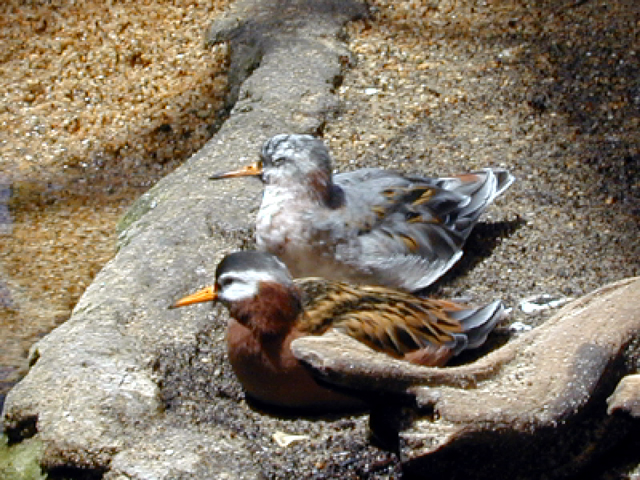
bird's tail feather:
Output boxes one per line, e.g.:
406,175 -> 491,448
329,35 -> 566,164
435,168 -> 514,235
447,300 -> 505,354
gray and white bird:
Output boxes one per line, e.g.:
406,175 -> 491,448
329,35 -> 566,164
211,134 -> 514,292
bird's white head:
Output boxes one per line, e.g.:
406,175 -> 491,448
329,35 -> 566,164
260,134 -> 333,188
214,251 -> 294,303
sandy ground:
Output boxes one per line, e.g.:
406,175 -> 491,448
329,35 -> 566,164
0,0 -> 229,396
326,0 -> 639,312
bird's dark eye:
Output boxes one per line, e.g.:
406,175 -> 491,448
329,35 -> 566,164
272,156 -> 287,167
218,276 -> 234,289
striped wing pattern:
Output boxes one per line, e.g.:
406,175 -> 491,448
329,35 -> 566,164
296,278 -> 466,358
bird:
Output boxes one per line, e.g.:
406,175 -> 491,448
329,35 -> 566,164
210,134 -> 514,292
170,250 -> 505,412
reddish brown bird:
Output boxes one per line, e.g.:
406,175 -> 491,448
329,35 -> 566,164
171,251 -> 504,412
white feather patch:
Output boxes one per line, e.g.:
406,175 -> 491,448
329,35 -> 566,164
218,269 -> 285,302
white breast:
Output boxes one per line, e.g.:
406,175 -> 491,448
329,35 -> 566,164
255,186 -> 334,278
256,187 -> 307,254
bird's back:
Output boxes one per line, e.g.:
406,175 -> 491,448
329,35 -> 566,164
329,167 -> 514,291
296,278 -> 504,366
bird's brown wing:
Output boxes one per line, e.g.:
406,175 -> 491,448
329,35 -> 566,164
295,278 -> 469,362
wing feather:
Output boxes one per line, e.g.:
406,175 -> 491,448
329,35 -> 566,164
296,278 -> 503,363
333,168 -> 514,290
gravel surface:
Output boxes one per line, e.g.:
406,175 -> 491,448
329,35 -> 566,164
0,0 -> 229,397
326,0 -> 639,314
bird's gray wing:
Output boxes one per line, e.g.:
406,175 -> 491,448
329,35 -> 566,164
332,168 -> 513,291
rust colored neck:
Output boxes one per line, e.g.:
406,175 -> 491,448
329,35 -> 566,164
227,282 -> 303,340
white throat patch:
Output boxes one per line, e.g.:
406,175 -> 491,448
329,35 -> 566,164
218,269 -> 289,302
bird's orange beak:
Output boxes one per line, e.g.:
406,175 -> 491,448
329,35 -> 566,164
170,285 -> 218,309
210,160 -> 263,179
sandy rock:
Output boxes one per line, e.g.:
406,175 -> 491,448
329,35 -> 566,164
293,277 -> 640,478
608,373 -> 640,418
